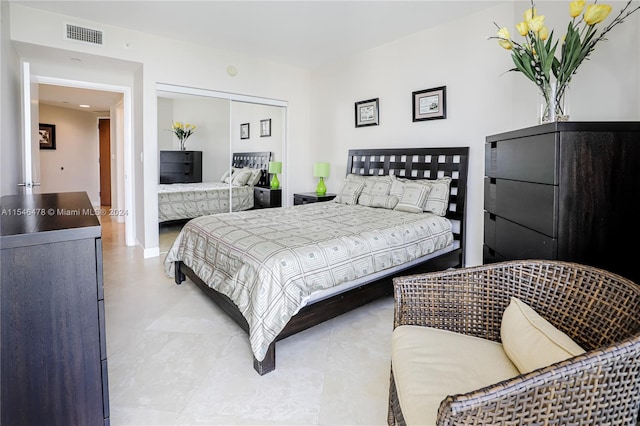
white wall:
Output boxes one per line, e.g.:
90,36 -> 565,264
0,0 -> 22,196
309,2 -> 640,267
172,97 -> 230,182
38,104 -> 101,204
231,101 -> 285,164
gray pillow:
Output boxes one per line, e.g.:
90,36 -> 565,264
394,182 -> 431,213
333,177 -> 366,205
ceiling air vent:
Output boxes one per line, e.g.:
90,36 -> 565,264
65,23 -> 104,46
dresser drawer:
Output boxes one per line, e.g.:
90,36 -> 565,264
492,179 -> 557,237
483,245 -> 506,264
484,211 -> 497,249
486,132 -> 557,184
495,217 -> 556,260
160,162 -> 193,174
160,150 -> 196,163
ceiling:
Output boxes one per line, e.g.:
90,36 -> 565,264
15,0 -> 501,110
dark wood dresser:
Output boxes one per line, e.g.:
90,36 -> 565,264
1,192 -> 109,425
160,150 -> 203,183
484,121 -> 640,283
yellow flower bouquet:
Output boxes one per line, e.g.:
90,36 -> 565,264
170,121 -> 196,150
492,0 -> 639,123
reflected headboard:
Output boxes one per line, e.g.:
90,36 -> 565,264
232,152 -> 272,187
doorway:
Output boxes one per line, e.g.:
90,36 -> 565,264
29,74 -> 134,246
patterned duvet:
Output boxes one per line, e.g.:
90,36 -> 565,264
158,182 -> 254,222
163,202 -> 453,361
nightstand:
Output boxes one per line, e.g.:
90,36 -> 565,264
293,192 -> 337,205
254,187 -> 282,209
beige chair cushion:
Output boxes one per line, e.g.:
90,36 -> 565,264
391,325 -> 519,426
501,297 -> 586,374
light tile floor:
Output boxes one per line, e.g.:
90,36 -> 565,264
102,215 -> 394,425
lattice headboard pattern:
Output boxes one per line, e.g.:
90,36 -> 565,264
347,147 -> 469,261
232,152 -> 272,187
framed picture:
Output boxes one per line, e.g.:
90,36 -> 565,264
355,98 -> 379,128
260,119 -> 271,137
240,123 -> 250,139
412,86 -> 447,122
39,123 -> 56,150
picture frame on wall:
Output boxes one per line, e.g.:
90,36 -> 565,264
39,123 -> 56,150
260,119 -> 271,137
240,123 -> 250,139
412,86 -> 447,122
355,98 -> 379,128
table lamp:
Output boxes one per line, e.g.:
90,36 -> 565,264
314,162 -> 330,195
268,161 -> 282,189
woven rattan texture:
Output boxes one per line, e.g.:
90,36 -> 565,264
388,260 -> 640,426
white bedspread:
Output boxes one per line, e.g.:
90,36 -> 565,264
158,182 -> 254,222
163,202 -> 453,361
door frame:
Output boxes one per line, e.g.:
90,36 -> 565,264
33,75 -> 135,246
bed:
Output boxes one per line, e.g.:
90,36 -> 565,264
157,152 -> 271,222
164,147 -> 469,374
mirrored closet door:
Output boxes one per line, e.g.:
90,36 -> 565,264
156,84 -> 287,227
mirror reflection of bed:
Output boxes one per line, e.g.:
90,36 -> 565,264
157,89 -> 285,254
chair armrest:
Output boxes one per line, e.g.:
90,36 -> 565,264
435,334 -> 640,425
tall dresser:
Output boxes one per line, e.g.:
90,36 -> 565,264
484,121 -> 640,284
160,150 -> 203,183
1,192 -> 109,425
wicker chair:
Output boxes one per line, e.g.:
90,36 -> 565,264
388,260 -> 640,426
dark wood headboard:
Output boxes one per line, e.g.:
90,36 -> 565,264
346,147 -> 469,265
232,152 -> 272,187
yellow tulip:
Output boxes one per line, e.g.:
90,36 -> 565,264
584,4 -> 612,25
528,15 -> 545,32
539,26 -> 549,40
524,7 -> 536,22
569,0 -> 586,18
496,27 -> 513,49
516,21 -> 529,36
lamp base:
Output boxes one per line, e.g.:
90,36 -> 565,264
316,177 -> 326,196
270,174 -> 280,190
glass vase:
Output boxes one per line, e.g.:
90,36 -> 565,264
179,140 -> 185,151
538,82 -> 570,124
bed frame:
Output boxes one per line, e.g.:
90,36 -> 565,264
174,147 -> 469,374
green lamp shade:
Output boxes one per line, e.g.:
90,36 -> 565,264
314,162 -> 329,195
313,162 -> 330,178
269,161 -> 282,189
268,161 -> 282,174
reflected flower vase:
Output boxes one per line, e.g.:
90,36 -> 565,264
539,82 -> 570,124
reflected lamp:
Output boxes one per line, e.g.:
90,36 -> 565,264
313,162 -> 330,195
268,161 -> 282,189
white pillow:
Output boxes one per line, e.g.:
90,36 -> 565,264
231,169 -> 253,186
501,297 -> 586,374
420,177 -> 451,216
358,194 -> 399,209
244,167 -> 262,186
221,167 -> 243,184
220,169 -> 232,183
333,177 -> 366,205
394,183 -> 431,213
361,175 -> 393,196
